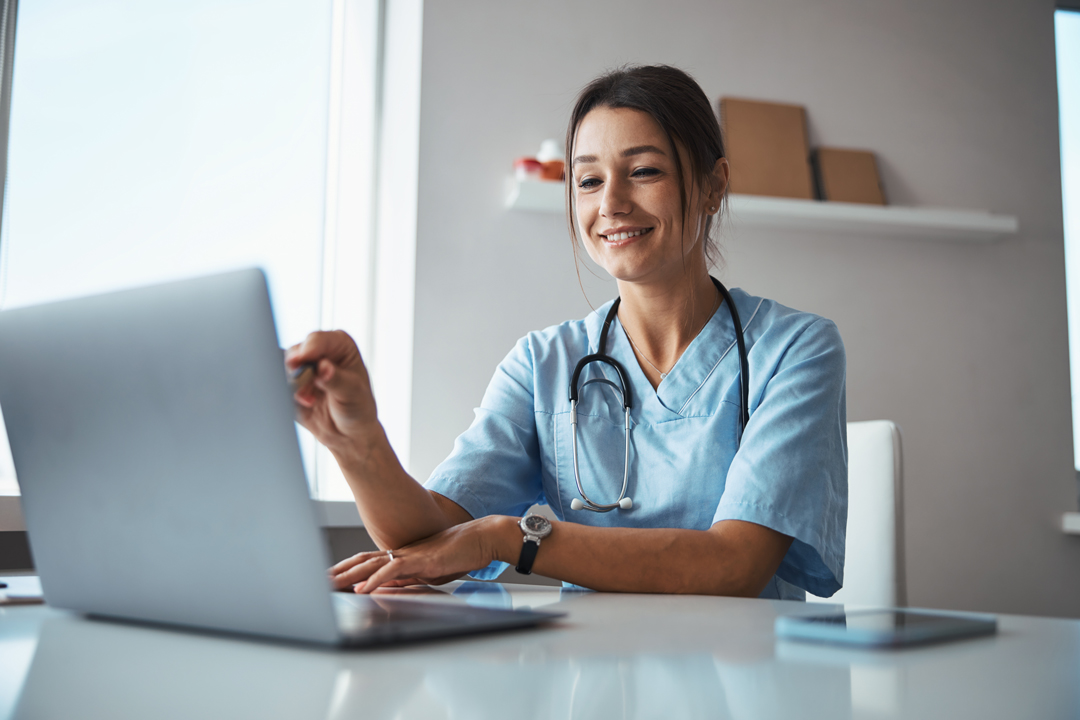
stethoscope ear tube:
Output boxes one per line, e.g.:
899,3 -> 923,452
711,277 -> 750,433
569,353 -> 632,408
569,298 -> 632,407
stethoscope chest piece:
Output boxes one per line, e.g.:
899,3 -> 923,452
568,393 -> 633,513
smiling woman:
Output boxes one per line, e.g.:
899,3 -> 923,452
288,65 -> 848,600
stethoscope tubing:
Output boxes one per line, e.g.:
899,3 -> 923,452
712,278 -> 750,433
570,397 -> 631,512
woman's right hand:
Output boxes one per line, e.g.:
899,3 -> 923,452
286,330 -> 381,461
289,331 -> 468,551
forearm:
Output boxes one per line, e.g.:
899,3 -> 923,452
332,421 -> 464,550
488,517 -> 789,596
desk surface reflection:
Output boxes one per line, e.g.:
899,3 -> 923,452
1,581 -> 1078,720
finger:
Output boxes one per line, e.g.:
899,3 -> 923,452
294,389 -> 317,411
283,342 -> 302,365
294,358 -> 346,412
292,370 -> 328,409
329,553 -> 385,584
286,343 -> 319,404
294,399 -> 316,428
294,347 -> 371,416
356,556 -> 414,594
330,549 -> 387,576
288,363 -> 317,391
310,357 -> 368,401
331,553 -> 393,589
331,560 -> 382,590
288,330 -> 362,371
374,578 -> 427,589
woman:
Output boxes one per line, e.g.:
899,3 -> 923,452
287,65 -> 847,600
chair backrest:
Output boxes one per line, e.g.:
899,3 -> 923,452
808,420 -> 907,607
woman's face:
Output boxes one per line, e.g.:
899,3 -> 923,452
572,106 -> 723,287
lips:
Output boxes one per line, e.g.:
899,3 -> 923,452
600,227 -> 652,242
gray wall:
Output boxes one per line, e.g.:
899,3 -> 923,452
407,0 -> 1080,617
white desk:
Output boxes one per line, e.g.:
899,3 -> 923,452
1,582 -> 1078,719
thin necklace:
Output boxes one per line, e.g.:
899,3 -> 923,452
623,328 -> 671,378
621,289 -> 721,381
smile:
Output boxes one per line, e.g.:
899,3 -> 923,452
601,228 -> 652,242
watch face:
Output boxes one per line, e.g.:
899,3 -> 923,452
521,514 -> 552,536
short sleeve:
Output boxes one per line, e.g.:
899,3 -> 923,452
713,318 -> 848,597
424,336 -> 545,579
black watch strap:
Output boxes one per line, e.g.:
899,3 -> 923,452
515,539 -> 540,575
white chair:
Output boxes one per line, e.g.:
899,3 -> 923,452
808,420 -> 907,607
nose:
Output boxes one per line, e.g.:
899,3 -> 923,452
599,177 -> 632,218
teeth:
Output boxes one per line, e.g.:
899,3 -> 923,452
606,229 -> 646,241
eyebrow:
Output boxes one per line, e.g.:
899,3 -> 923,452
572,144 -> 668,166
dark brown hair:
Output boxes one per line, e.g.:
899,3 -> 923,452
565,64 -> 727,269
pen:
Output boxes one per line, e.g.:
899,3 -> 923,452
289,363 -> 317,390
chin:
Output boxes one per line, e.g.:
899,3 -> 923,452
598,265 -> 653,284
604,260 -> 694,287
588,251 -> 643,278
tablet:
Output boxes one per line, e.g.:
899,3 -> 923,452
775,609 -> 998,648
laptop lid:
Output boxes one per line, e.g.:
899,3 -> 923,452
0,269 -> 341,644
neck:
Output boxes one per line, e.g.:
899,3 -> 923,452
615,265 -> 720,386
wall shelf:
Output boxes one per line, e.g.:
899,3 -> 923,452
1064,512 -> 1080,535
504,177 -> 566,212
505,179 -> 1019,242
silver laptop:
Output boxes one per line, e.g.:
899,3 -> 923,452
0,269 -> 560,646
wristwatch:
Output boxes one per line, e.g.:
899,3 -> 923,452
515,514 -> 553,575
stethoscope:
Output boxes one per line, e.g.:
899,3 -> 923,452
567,276 -> 750,513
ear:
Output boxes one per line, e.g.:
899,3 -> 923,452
707,157 -> 730,214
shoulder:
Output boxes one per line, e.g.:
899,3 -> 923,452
509,300 -> 617,366
489,301 -> 616,398
733,288 -> 844,362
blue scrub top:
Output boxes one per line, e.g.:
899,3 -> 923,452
425,288 -> 847,600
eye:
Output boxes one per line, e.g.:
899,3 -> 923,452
577,177 -> 601,189
631,167 -> 660,178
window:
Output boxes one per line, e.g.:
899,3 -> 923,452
0,0 -> 416,501
1058,8 -> 1080,490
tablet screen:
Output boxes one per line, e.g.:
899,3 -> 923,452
777,609 -> 997,647
807,610 -> 976,632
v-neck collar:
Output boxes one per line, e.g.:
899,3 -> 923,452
584,288 -> 760,419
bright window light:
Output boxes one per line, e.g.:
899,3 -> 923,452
0,0 -> 336,495
1058,9 -> 1080,472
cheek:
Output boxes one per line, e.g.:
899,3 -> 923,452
578,232 -> 603,266
574,197 -> 597,246
574,204 -> 606,265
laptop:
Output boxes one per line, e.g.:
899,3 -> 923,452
0,269 -> 561,646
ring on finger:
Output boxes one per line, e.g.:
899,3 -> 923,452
386,549 -> 394,561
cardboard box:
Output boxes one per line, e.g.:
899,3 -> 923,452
813,148 -> 886,205
719,97 -> 815,200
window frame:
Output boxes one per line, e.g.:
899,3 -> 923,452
313,0 -> 423,500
